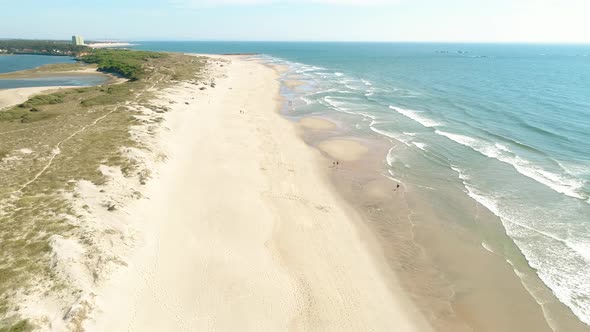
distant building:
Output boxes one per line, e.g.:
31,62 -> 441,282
71,35 -> 85,46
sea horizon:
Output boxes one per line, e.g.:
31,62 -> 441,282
3,0 -> 590,329
0,40 -> 588,331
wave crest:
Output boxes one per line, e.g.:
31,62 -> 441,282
389,106 -> 441,128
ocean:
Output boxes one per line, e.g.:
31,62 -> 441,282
0,54 -> 107,88
138,42 -> 589,326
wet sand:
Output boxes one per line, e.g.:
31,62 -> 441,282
299,117 -> 337,130
317,138 -> 369,161
284,79 -> 306,89
297,115 -> 588,332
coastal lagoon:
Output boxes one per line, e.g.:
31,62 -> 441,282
0,55 -> 108,89
133,42 -> 590,329
0,54 -> 74,73
0,76 -> 108,89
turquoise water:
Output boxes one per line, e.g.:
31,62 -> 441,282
0,54 -> 74,73
140,42 -> 590,325
0,55 -> 107,89
0,76 -> 108,89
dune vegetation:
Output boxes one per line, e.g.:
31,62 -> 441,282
0,50 -> 207,331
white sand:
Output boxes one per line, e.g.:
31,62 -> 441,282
0,86 -> 77,111
86,56 -> 429,331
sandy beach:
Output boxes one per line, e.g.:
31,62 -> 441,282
82,55 -> 430,331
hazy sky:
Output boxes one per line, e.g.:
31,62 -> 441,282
3,0 -> 590,43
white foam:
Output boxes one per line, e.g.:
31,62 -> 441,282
312,88 -> 340,95
481,242 -> 495,253
461,185 -> 590,325
323,96 -> 354,114
296,65 -> 323,74
450,165 -> 470,181
514,163 -> 586,200
338,80 -> 360,91
495,143 -> 511,152
370,126 -> 412,147
386,148 -> 396,166
389,106 -> 441,128
323,97 -> 376,124
566,241 -> 590,263
436,130 -> 479,149
335,72 -> 344,77
436,130 -> 587,201
385,170 -> 403,183
301,97 -> 313,105
412,142 -> 427,151
357,112 -> 376,121
361,79 -> 373,86
555,159 -> 590,177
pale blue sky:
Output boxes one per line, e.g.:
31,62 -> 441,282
2,0 -> 590,43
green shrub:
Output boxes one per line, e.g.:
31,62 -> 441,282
19,94 -> 64,108
81,49 -> 166,81
0,39 -> 88,56
0,319 -> 33,332
80,84 -> 130,107
20,112 -> 52,123
0,107 -> 53,123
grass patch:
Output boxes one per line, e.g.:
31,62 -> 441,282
29,63 -> 93,73
19,94 -> 64,108
0,319 -> 33,332
80,83 -> 137,107
0,50 -> 207,327
0,106 -> 54,123
20,112 -> 53,123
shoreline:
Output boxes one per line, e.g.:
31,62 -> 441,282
261,48 -> 589,331
83,55 -> 430,330
300,121 -> 555,331
284,96 -> 588,330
